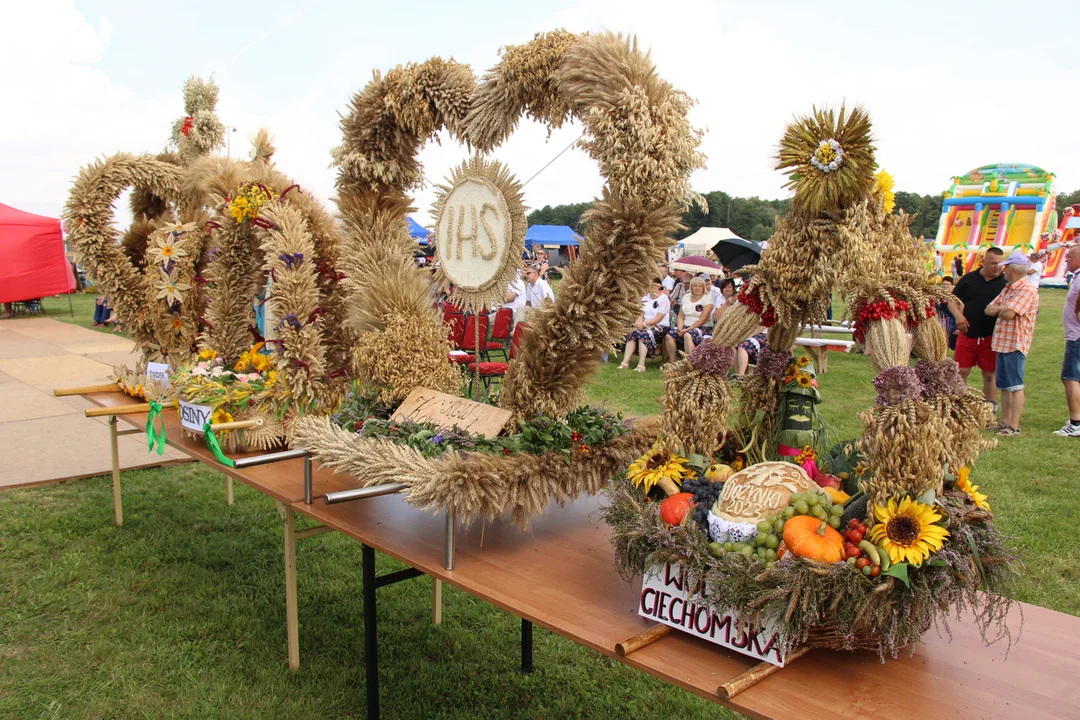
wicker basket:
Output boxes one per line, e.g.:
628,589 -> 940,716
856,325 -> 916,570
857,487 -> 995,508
805,616 -> 932,652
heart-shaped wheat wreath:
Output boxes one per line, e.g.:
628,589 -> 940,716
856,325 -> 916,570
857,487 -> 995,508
293,31 -> 706,527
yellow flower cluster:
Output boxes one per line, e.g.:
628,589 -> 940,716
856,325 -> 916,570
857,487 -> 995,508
794,445 -> 817,465
227,183 -> 276,223
199,348 -> 217,361
956,467 -> 991,511
233,342 -> 270,373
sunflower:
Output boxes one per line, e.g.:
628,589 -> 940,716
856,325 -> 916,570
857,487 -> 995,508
627,442 -> 690,495
956,467 -> 990,512
873,169 -> 896,214
796,373 -> 813,388
211,408 -> 235,431
868,496 -> 949,567
796,355 -> 811,367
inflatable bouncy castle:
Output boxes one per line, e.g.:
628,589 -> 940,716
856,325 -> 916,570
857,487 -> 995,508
933,164 -> 1064,283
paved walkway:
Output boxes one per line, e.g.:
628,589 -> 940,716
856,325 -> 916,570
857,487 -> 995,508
0,318 -> 189,489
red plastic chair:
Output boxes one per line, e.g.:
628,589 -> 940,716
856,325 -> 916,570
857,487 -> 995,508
486,308 -> 514,360
443,309 -> 466,347
452,314 -> 489,364
466,322 -> 527,392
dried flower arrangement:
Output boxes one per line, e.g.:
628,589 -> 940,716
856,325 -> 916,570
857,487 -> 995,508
295,31 -> 704,527
64,78 -> 353,450
604,107 -> 1019,659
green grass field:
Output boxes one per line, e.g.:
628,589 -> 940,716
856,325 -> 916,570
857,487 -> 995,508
1,291 -> 1076,718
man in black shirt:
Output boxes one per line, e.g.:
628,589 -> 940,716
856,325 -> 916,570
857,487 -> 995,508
949,247 -> 1006,408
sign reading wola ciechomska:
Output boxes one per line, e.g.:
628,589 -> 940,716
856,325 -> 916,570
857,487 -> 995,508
432,156 -> 526,313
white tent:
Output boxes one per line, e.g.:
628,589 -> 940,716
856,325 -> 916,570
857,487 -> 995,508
673,227 -> 743,259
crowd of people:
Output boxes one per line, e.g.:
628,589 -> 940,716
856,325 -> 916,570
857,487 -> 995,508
617,265 -> 762,373
944,244 -> 1080,438
433,237 -> 1080,442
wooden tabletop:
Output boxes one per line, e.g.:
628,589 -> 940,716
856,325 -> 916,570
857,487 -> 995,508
84,391 -> 1080,719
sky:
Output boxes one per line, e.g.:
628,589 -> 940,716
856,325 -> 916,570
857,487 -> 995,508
4,0 -> 1080,224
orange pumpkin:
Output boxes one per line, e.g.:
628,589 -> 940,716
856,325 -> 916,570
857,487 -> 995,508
660,493 -> 695,525
782,515 -> 844,563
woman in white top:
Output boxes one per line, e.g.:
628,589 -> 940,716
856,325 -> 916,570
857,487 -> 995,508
664,277 -> 712,362
711,278 -> 737,324
619,278 -> 670,372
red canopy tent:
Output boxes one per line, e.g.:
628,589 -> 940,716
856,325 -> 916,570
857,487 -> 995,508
0,203 -> 75,304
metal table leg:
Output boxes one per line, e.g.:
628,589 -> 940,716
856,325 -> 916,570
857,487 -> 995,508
363,544 -> 380,720
522,619 -> 534,673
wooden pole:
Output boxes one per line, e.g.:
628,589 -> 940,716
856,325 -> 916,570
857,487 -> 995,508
284,506 -> 300,671
226,476 -> 234,506
208,419 -> 261,432
615,624 -> 672,656
54,383 -> 122,396
717,646 -> 811,700
85,400 -> 177,418
109,417 -> 123,527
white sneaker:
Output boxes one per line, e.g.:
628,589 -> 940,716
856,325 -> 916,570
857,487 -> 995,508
1052,423 -> 1080,437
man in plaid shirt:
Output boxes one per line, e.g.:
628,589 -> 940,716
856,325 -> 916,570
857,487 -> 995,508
986,251 -> 1041,436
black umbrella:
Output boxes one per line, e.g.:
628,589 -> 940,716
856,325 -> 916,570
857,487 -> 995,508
710,236 -> 762,273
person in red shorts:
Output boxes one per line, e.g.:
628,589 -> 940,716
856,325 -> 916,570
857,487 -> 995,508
949,247 -> 1006,412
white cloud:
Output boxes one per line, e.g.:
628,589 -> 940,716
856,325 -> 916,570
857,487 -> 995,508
0,1 -> 173,218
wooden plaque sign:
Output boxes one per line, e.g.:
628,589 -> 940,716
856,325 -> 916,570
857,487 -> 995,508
639,562 -> 790,666
391,387 -> 512,438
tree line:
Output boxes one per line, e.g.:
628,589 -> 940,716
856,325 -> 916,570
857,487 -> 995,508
527,188 -> 1080,243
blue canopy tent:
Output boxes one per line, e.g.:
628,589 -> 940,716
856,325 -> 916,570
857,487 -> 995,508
525,225 -> 582,266
406,216 -> 431,244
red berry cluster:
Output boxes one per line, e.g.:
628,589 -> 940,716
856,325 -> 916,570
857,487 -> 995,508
180,116 -> 194,137
737,286 -> 777,327
853,299 -> 909,343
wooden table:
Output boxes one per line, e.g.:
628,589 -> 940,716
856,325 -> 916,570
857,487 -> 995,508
82,392 -> 1080,719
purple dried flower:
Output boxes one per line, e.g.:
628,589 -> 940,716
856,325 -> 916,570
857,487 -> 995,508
432,433 -> 445,444
689,341 -> 735,375
915,359 -> 967,397
279,252 -> 304,269
873,366 -> 925,405
755,346 -> 792,380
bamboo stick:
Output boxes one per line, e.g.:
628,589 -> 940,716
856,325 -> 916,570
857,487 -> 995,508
615,624 -> 672,656
84,400 -> 177,418
717,646 -> 810,700
208,419 -> 262,432
54,383 -> 122,396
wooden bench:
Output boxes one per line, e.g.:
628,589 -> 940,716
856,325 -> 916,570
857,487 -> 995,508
802,323 -> 855,337
794,337 -> 855,373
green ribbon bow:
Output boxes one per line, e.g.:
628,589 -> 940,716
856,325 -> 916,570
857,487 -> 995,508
145,400 -> 167,456
202,423 -> 237,468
